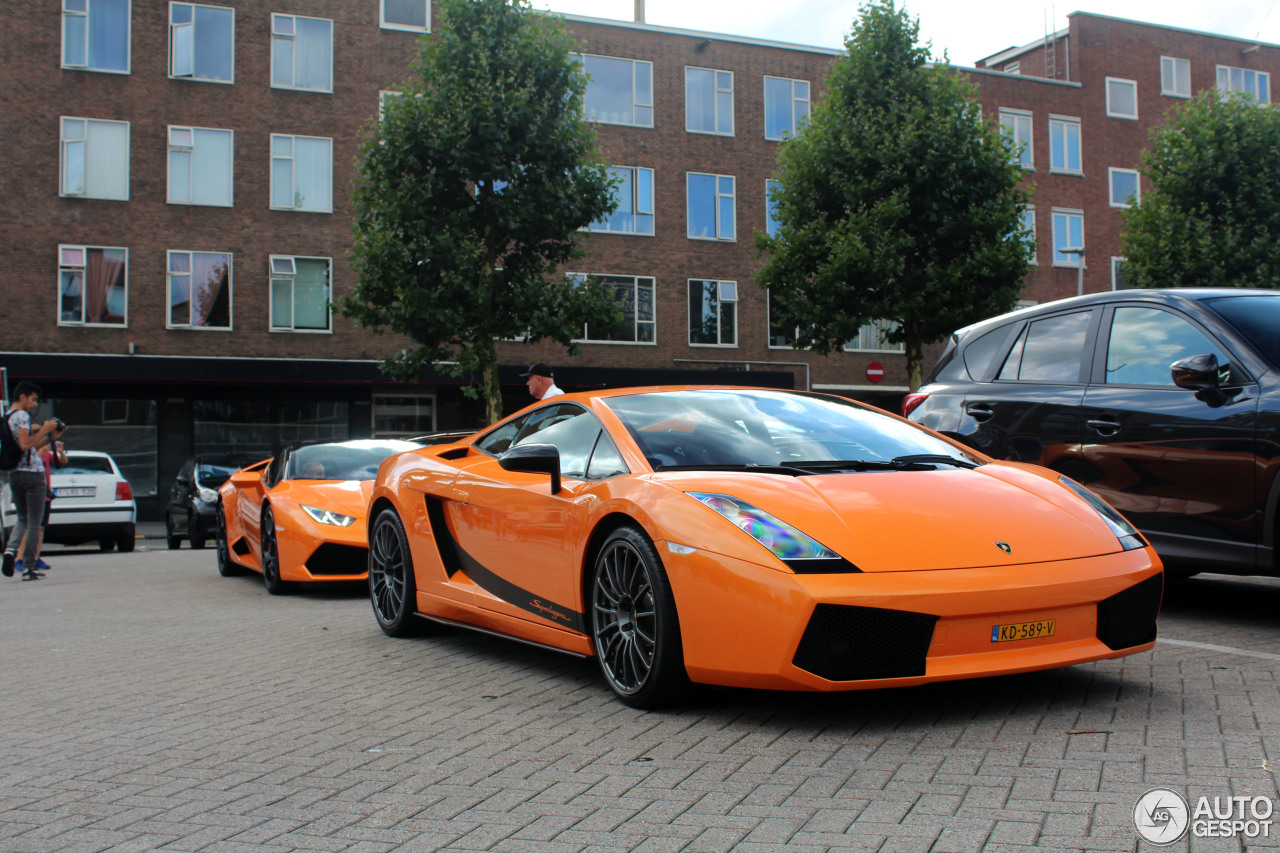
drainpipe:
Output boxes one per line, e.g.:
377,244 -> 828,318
634,0 -> 644,23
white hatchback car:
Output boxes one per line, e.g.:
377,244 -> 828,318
2,450 -> 137,552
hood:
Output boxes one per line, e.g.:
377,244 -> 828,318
285,479 -> 375,518
652,464 -> 1124,572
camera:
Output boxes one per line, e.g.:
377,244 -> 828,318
53,418 -> 67,432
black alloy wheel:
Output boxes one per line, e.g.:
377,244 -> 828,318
260,505 -> 293,595
590,525 -> 689,709
216,501 -> 243,577
369,508 -> 427,637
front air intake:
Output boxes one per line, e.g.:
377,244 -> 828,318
305,543 -> 368,576
1096,573 -> 1163,650
793,604 -> 938,681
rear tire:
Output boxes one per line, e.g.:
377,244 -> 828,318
99,537 -> 116,552
369,508 -> 428,637
117,527 -> 135,553
260,505 -> 294,595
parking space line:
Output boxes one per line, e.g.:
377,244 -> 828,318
1159,637 -> 1280,662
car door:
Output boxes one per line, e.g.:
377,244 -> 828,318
1080,303 -> 1260,563
954,307 -> 1099,471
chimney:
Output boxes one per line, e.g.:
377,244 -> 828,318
635,0 -> 644,23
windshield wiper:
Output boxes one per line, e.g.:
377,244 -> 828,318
787,455 -> 979,472
651,463 -> 811,476
889,454 -> 979,469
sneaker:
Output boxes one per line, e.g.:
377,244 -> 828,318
34,558 -> 51,570
14,559 -> 22,572
1,552 -> 13,578
21,571 -> 43,581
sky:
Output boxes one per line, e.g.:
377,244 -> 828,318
531,0 -> 1280,67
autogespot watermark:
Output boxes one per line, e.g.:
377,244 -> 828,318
1134,788 -> 1275,844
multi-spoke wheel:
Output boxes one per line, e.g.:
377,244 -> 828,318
260,505 -> 293,595
591,525 -> 688,709
369,508 -> 427,637
216,500 -> 244,577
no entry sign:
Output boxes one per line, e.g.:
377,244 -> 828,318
866,362 -> 884,383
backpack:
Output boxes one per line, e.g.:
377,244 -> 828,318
0,411 -> 23,471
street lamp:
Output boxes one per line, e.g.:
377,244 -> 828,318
1061,246 -> 1086,296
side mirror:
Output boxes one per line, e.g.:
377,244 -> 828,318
1170,353 -> 1222,391
500,443 -> 561,494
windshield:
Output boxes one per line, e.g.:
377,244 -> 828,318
1205,295 -> 1280,368
288,440 -> 420,481
197,455 -> 266,487
604,390 -> 978,470
61,455 -> 114,475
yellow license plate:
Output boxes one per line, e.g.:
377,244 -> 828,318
991,619 -> 1056,643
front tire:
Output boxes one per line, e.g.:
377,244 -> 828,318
260,505 -> 294,595
369,508 -> 428,637
166,515 -> 181,550
216,500 -> 244,577
590,525 -> 689,709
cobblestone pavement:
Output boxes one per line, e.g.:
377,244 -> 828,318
2,546 -> 1278,853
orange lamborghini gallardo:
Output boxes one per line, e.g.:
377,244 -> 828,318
217,439 -> 420,594
366,387 -> 1163,708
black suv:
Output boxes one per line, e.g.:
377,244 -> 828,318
166,452 -> 268,549
906,289 -> 1280,577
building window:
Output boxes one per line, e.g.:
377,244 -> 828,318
578,54 -> 653,127
168,126 -> 232,206
60,117 -> 129,200
1109,168 -> 1139,208
588,166 -> 654,235
764,76 -> 809,140
767,292 -> 801,349
58,245 -> 127,326
380,0 -> 429,32
270,134 -> 332,212
62,0 -> 130,73
168,251 -> 231,329
1021,206 -> 1036,265
1004,61 -> 1020,74
1111,257 -> 1131,290
571,274 -> 655,343
1106,77 -> 1138,119
169,3 -> 233,82
1051,209 -> 1085,267
766,179 -> 781,237
1049,116 -> 1081,174
688,280 -> 737,346
686,67 -> 734,135
844,320 -> 904,353
269,256 -> 331,332
687,173 -> 735,241
1217,65 -> 1270,104
1161,56 -> 1190,98
271,13 -> 332,93
999,108 -> 1033,168
372,394 -> 435,437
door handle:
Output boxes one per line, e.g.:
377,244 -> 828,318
965,404 -> 994,423
1086,417 -> 1121,436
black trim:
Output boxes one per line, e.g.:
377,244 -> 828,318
48,505 -> 131,515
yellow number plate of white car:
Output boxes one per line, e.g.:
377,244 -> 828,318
990,619 -> 1056,643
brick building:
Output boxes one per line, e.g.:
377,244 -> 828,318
1,4 -> 1276,519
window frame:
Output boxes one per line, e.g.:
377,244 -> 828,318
167,124 -> 234,207
166,249 -> 233,331
998,108 -> 1034,169
1217,65 -> 1271,104
61,0 -> 132,74
842,320 -> 905,354
268,254 -> 333,333
763,75 -> 810,141
765,179 -> 782,238
1108,167 -> 1140,208
586,165 -> 655,236
59,116 -> 130,201
686,172 -> 736,242
570,272 -> 656,345
1161,56 -> 1190,98
269,133 -> 334,213
767,290 -> 799,350
270,12 -> 333,94
57,244 -> 129,327
1051,208 -> 1085,268
1022,205 -> 1037,266
371,392 -> 437,438
379,0 -> 430,33
1048,115 -> 1082,175
1111,257 -> 1129,291
168,2 -> 235,84
1105,77 -> 1139,119
578,53 -> 654,128
685,66 -> 734,136
687,279 -> 738,347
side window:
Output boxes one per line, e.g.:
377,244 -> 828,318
511,405 -> 599,480
997,311 -> 1091,383
586,432 -> 628,480
476,414 -> 530,456
962,327 -> 1013,380
1105,307 -> 1231,386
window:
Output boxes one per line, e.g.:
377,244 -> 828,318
380,0 -> 429,32
1049,116 -> 1081,174
271,13 -> 332,92
687,173 -> 735,241
1161,56 -> 1190,98
686,67 -> 733,135
766,179 -> 781,237
269,256 -> 331,332
167,251 -> 231,329
999,109 -> 1033,168
1217,65 -> 1270,104
372,394 -> 435,437
62,0 -> 130,73
768,291 -> 797,348
997,311 -> 1091,383
477,404 -> 626,481
843,320 -> 904,353
60,117 -> 129,200
168,126 -> 232,206
1105,308 -> 1229,386
270,134 -> 332,212
1052,209 -> 1084,267
1111,257 -> 1131,291
169,3 -> 233,82
688,280 -> 737,346
570,274 -> 655,343
764,76 -> 809,141
1004,62 -> 1020,74
588,166 -> 653,234
1106,77 -> 1138,119
579,54 -> 653,127
1109,168 -> 1139,208
58,245 -> 127,326
1021,206 -> 1037,265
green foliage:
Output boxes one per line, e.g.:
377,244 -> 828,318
755,0 -> 1030,390
343,0 -> 620,422
1122,91 -> 1280,289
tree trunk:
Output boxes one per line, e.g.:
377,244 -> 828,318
905,333 -> 924,392
480,345 -> 502,426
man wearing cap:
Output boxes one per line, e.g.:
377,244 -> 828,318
520,363 -> 564,401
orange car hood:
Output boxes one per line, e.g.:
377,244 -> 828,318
651,464 -> 1125,572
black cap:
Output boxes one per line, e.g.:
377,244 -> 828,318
519,363 -> 553,378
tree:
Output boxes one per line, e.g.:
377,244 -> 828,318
343,0 -> 620,424
755,0 -> 1030,391
1122,91 -> 1280,289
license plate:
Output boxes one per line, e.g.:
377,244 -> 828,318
991,619 -> 1056,643
55,486 -> 96,498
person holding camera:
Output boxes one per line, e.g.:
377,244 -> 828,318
3,382 -> 66,581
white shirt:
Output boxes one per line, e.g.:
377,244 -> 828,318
541,384 -> 564,399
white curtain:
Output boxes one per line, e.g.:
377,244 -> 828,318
294,137 -> 331,211
86,120 -> 128,199
293,259 -> 330,330
294,17 -> 331,90
192,129 -> 232,206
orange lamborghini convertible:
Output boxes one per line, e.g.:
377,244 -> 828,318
217,439 -> 420,594
366,388 -> 1163,708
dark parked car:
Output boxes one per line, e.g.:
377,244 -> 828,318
166,452 -> 267,549
905,288 -> 1280,577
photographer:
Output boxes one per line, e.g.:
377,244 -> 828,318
2,382 -> 66,581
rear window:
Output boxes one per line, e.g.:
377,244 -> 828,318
61,455 -> 114,475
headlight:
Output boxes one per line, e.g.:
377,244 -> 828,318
1059,476 -> 1147,551
301,505 -> 357,527
197,487 -> 219,504
686,492 -> 850,570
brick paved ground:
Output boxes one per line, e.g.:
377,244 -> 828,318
2,548 -> 1278,852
